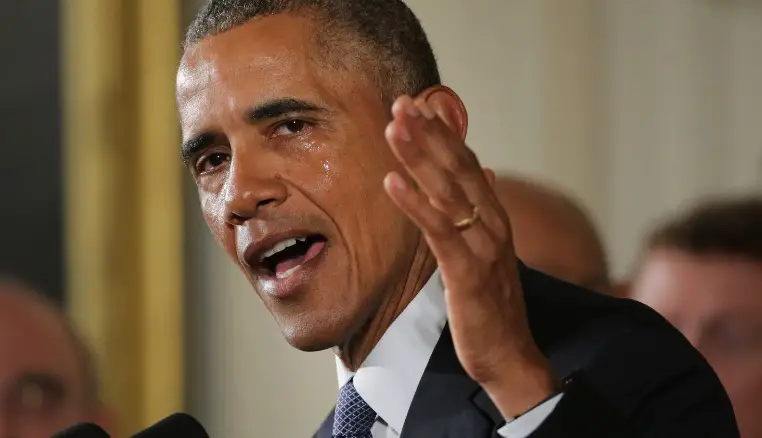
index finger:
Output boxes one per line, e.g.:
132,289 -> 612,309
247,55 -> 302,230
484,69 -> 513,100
397,98 -> 495,206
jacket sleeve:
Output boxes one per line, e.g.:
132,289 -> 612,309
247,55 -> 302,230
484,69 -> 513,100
527,322 -> 739,438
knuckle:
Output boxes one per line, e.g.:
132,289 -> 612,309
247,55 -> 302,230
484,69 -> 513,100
429,213 -> 456,237
479,239 -> 501,264
432,178 -> 460,204
492,223 -> 509,243
442,151 -> 469,174
433,176 -> 454,198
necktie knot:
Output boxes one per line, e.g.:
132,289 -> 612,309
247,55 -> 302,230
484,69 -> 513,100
333,380 -> 376,438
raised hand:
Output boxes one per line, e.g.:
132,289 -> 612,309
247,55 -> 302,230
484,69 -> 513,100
383,95 -> 559,419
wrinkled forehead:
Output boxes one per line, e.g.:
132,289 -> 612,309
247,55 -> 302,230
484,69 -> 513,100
176,15 -> 354,134
636,249 -> 762,317
177,15 -> 323,99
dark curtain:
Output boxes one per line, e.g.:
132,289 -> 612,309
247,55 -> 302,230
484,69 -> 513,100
0,0 -> 63,303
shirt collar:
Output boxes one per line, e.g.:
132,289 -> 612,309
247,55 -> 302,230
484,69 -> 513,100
335,270 -> 447,435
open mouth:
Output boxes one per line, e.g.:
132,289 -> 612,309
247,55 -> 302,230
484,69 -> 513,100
258,234 -> 327,279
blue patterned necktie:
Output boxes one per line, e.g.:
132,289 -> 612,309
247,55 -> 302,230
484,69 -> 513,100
333,379 -> 377,438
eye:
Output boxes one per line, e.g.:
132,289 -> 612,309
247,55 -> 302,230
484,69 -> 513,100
271,119 -> 312,138
195,151 -> 231,174
10,376 -> 66,418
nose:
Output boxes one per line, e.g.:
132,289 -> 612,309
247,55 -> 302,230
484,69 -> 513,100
223,159 -> 289,226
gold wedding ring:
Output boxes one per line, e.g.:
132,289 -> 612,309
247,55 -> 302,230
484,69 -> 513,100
453,206 -> 480,231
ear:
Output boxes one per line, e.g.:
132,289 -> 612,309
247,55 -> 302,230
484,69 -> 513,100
415,86 -> 469,141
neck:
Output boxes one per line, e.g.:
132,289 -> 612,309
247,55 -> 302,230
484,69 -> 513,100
337,236 -> 437,370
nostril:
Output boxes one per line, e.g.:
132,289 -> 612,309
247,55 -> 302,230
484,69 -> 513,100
227,197 -> 281,226
228,212 -> 247,226
256,197 -> 279,209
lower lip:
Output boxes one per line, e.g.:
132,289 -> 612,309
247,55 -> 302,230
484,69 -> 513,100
256,241 -> 327,299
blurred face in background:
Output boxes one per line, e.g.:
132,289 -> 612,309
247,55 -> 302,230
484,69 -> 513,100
0,290 -> 98,438
510,218 -> 609,294
632,248 -> 762,438
493,178 -> 610,294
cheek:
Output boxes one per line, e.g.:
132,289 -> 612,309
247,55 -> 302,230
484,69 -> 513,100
299,138 -> 392,211
304,155 -> 340,200
200,191 -> 235,254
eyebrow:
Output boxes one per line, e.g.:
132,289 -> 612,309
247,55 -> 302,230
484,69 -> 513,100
180,98 -> 326,165
249,97 -> 324,121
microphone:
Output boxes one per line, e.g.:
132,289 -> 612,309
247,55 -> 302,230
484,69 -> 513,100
131,413 -> 208,438
51,423 -> 110,438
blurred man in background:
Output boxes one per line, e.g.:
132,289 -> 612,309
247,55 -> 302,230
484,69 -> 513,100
494,175 -> 613,295
0,279 -> 109,438
630,198 -> 762,438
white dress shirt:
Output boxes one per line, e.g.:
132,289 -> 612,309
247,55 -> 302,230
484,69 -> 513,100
336,270 -> 563,437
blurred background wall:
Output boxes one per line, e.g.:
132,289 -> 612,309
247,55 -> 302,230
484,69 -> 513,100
1,0 -> 760,437
180,0 -> 762,437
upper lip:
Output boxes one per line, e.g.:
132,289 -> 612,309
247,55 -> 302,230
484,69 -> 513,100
242,229 -> 323,272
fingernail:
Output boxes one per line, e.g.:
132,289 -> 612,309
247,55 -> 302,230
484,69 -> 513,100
386,173 -> 408,191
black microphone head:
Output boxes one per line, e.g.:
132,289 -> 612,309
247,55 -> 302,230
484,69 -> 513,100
131,413 -> 208,438
51,423 -> 109,438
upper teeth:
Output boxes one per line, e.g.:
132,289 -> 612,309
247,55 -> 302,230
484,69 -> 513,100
260,237 -> 307,261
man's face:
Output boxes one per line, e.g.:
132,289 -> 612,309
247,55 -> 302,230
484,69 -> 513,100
0,294 -> 90,438
632,248 -> 762,438
177,15 -> 420,350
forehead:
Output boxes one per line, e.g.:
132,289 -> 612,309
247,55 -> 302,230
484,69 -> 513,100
0,294 -> 80,385
177,14 -> 354,127
181,14 -> 316,79
635,249 -> 762,316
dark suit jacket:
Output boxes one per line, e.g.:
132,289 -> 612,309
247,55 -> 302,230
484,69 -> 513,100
314,263 -> 739,437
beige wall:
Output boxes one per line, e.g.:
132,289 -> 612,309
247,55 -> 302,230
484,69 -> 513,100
183,1 -> 762,436
599,0 -> 762,276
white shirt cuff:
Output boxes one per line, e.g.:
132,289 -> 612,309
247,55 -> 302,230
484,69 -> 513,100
496,393 -> 564,438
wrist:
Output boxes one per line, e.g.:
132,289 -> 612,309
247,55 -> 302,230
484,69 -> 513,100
481,349 -> 560,419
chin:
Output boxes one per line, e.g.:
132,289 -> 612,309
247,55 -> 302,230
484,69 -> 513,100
276,311 -> 352,352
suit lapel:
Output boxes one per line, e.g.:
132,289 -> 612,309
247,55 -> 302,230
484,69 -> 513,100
316,263 -> 569,438
400,263 -> 559,438
401,324 -> 501,438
